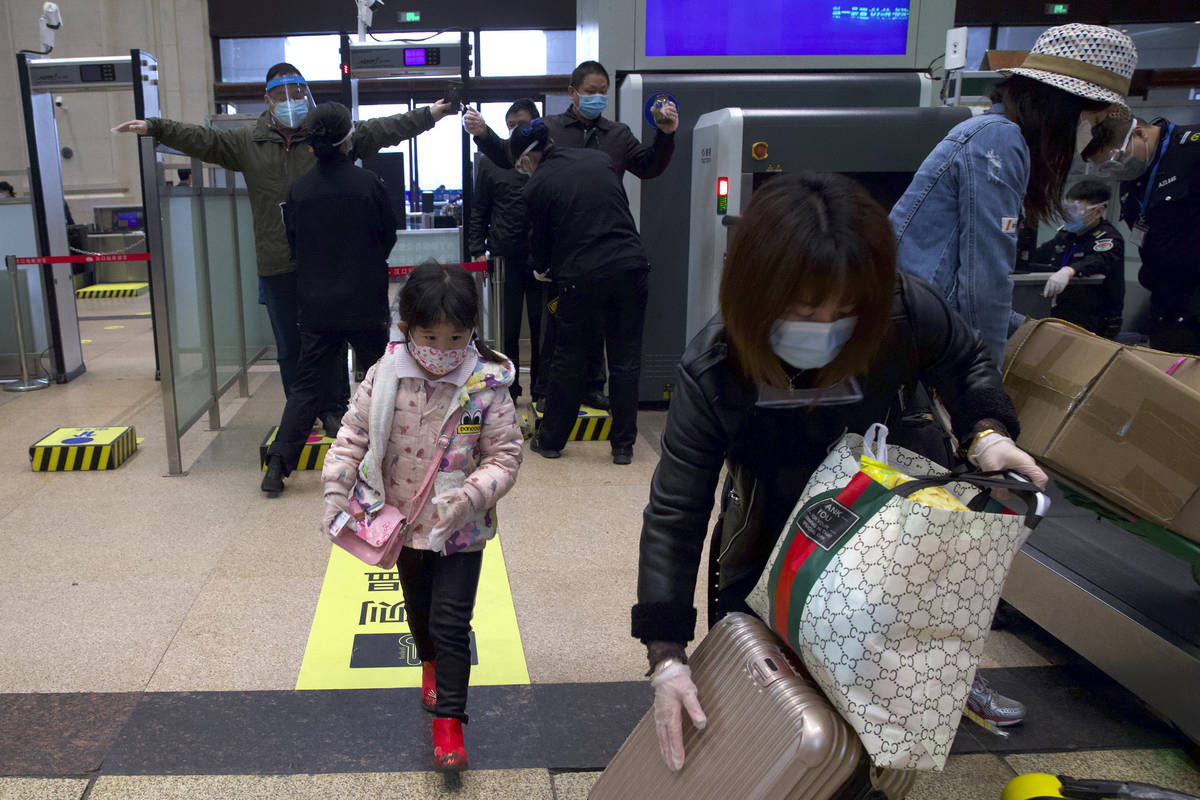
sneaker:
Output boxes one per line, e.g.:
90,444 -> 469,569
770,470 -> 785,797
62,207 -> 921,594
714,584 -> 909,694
582,391 -> 610,411
261,455 -> 285,497
421,661 -> 437,712
319,412 -> 343,438
612,447 -> 633,465
529,435 -> 561,459
967,675 -> 1026,726
533,397 -> 546,415
432,717 -> 468,772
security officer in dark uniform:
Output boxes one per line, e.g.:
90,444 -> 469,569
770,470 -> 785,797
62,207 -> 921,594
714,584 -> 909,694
1033,179 -> 1125,337
1086,116 -> 1200,353
468,98 -> 543,401
463,61 -> 679,410
513,120 -> 651,466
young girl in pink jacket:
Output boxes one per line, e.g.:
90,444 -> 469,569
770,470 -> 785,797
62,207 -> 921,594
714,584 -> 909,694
321,261 -> 524,772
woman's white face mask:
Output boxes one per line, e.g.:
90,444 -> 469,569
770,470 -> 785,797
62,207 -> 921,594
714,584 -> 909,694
769,317 -> 857,370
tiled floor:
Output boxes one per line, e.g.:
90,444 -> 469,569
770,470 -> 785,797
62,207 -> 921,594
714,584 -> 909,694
1,299 -> 1198,799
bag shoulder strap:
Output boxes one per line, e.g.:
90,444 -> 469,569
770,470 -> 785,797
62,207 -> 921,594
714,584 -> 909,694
402,410 -> 461,524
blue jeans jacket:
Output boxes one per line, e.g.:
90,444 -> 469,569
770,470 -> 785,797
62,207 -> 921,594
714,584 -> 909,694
890,106 -> 1030,366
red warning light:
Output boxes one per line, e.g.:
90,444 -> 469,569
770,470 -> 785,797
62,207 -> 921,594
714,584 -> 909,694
342,63 -> 350,76
717,177 -> 729,197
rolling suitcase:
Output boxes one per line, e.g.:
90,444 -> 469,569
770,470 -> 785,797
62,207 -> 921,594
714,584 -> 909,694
589,613 -> 914,800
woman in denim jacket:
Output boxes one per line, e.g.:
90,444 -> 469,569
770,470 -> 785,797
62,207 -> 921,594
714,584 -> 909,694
891,24 -> 1137,367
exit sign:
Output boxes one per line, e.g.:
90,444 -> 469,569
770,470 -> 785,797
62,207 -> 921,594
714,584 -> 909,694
1044,3 -> 1069,14
400,10 -> 421,22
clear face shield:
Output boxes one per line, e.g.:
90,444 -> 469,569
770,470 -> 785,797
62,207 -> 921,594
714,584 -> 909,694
1086,118 -> 1148,182
265,74 -> 316,129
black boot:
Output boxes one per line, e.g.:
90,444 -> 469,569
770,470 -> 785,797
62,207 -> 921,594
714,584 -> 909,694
261,455 -> 285,497
319,412 -> 343,438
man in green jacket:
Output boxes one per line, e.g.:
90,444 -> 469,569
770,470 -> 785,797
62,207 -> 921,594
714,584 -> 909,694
116,62 -> 453,431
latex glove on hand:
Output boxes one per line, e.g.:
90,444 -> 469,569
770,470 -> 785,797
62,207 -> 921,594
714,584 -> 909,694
428,488 -> 474,553
1043,266 -> 1074,298
656,101 -> 680,134
969,432 -> 1048,490
112,119 -> 148,134
462,108 -> 487,137
652,660 -> 707,772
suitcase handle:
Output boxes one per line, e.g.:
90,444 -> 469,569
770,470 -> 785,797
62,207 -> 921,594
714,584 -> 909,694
747,648 -> 796,688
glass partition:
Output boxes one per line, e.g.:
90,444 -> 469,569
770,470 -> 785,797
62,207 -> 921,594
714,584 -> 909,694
141,138 -> 266,474
0,201 -> 49,379
202,190 -> 244,393
159,192 -> 214,431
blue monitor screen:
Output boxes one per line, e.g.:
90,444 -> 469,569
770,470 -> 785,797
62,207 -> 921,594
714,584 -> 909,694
404,48 -> 427,66
115,210 -> 142,228
644,0 -> 911,57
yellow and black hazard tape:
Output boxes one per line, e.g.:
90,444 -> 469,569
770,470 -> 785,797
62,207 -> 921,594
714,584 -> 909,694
532,405 -> 612,441
29,426 -> 137,472
75,282 -> 149,299
260,426 -> 335,471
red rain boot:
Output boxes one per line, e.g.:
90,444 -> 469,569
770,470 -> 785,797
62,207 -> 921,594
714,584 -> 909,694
421,661 -> 437,712
432,717 -> 468,772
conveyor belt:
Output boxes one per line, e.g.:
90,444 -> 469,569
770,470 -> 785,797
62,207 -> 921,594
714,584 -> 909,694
1003,478 -> 1200,743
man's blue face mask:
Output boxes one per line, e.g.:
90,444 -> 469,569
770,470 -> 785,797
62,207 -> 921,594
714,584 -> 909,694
577,93 -> 607,120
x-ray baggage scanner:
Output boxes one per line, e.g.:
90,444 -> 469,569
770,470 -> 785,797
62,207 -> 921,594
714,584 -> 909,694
617,72 -> 943,403
686,105 -> 971,340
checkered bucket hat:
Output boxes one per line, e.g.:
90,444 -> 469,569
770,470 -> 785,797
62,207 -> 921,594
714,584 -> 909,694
1000,24 -> 1137,118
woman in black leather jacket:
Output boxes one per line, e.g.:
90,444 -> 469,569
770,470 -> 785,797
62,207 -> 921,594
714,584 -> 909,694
634,173 -> 1047,772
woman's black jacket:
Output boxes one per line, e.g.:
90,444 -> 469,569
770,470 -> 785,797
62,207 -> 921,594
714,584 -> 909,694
632,272 -> 1021,647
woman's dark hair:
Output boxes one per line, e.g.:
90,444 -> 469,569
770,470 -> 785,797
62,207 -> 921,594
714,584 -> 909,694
990,75 -> 1110,227
1066,179 -> 1110,205
396,261 -> 504,363
266,62 -> 302,83
506,98 -> 541,121
507,118 -> 549,163
719,172 -> 895,390
569,60 -> 609,88
307,102 -> 352,161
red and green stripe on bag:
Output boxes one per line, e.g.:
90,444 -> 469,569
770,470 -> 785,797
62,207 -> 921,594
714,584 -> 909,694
766,470 -> 1020,643
767,472 -> 895,642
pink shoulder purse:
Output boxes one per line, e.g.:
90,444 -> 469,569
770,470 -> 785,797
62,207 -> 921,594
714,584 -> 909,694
329,413 -> 458,569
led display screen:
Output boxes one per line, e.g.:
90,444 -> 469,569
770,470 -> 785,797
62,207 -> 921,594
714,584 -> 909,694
403,48 -> 428,66
644,0 -> 911,57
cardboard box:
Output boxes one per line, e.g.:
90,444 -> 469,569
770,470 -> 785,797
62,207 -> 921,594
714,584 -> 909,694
1003,319 -> 1200,542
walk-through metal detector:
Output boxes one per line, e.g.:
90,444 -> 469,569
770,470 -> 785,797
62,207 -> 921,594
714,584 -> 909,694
15,50 -> 159,383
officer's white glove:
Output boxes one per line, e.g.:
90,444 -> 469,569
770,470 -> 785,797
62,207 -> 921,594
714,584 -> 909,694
652,660 -> 707,772
533,270 -> 551,283
462,108 -> 487,137
969,433 -> 1048,490
428,488 -> 474,553
1043,266 -> 1074,298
